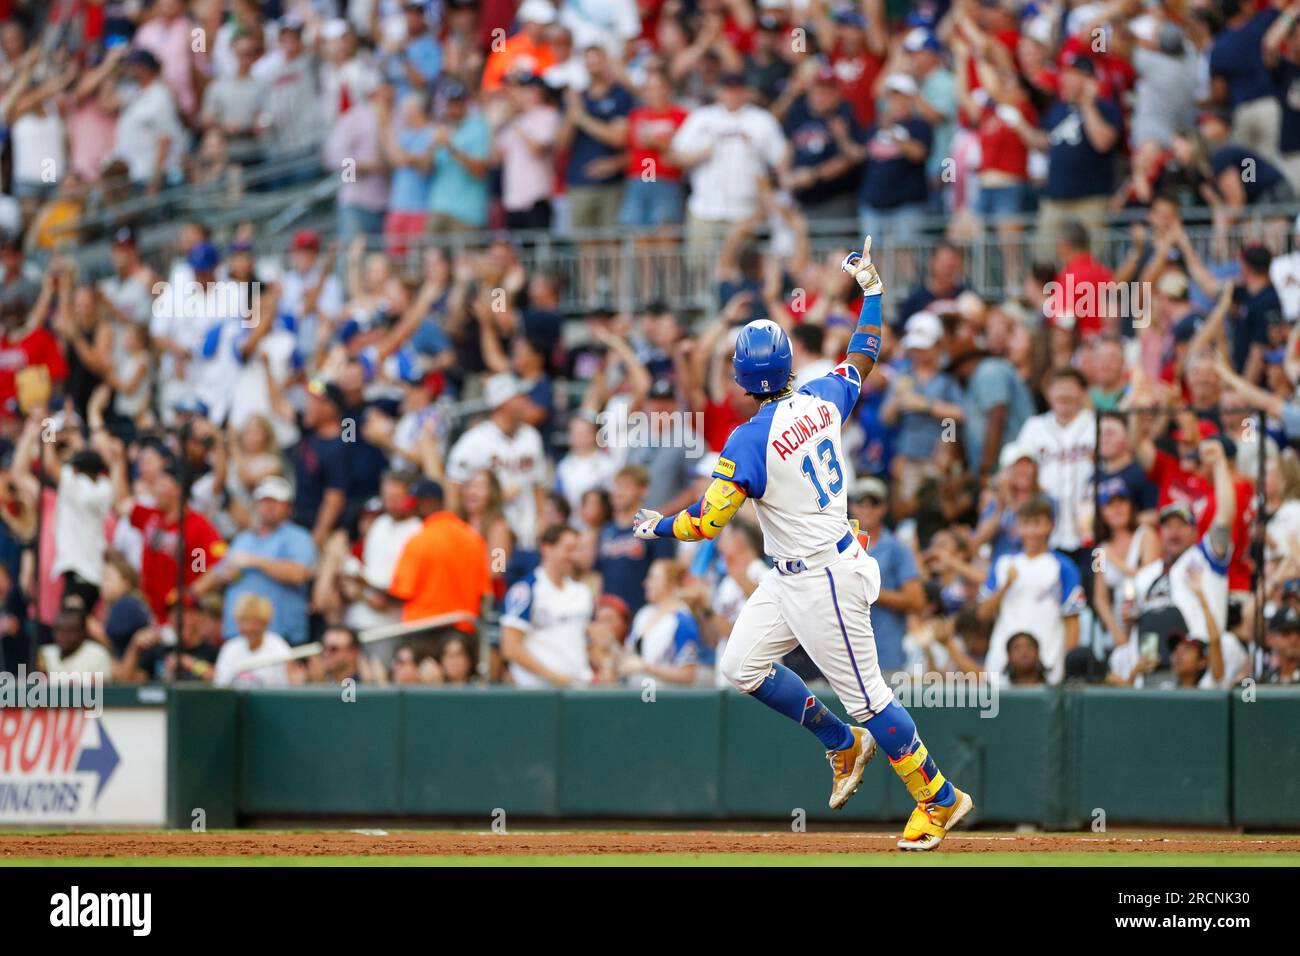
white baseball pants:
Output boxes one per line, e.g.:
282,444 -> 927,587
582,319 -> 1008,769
719,543 -> 895,723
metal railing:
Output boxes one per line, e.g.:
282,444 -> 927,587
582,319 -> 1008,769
43,194 -> 1300,320
294,201 -> 1300,318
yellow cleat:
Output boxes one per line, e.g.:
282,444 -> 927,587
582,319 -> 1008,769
897,787 -> 974,851
827,727 -> 876,810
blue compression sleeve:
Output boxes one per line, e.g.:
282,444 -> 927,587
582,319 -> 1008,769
753,663 -> 855,751
847,296 -> 882,359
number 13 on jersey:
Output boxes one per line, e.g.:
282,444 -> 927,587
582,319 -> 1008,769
799,437 -> 844,510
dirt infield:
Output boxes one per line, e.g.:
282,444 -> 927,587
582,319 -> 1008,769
1,830 -> 1296,859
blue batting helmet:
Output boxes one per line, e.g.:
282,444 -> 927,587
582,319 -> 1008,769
733,319 -> 793,395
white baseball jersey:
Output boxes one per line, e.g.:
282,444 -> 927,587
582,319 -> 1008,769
980,549 -> 1086,684
1130,534 -> 1230,648
1014,410 -> 1095,551
446,419 -> 548,550
713,364 -> 897,722
628,604 -> 701,681
671,103 -> 787,221
501,568 -> 595,688
712,364 -> 861,562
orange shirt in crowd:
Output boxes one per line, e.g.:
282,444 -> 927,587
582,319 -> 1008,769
389,511 -> 491,632
481,34 -> 558,92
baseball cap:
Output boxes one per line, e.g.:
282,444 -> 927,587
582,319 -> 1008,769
517,0 -> 557,25
851,476 -> 888,503
123,48 -> 161,72
443,80 -> 470,101
253,476 -> 294,503
648,378 -> 677,400
291,228 -> 321,251
998,442 -> 1035,470
483,372 -> 526,409
187,241 -> 220,272
1271,605 -> 1300,633
1157,21 -> 1185,57
1172,418 -> 1218,444
884,73 -> 919,97
812,65 -> 839,86
321,18 -> 350,40
1024,15 -> 1054,46
112,226 -> 136,247
506,67 -> 544,87
1156,270 -> 1190,300
901,310 -> 943,350
306,377 -> 348,410
1063,52 -> 1095,76
1158,502 -> 1196,525
831,6 -> 868,28
411,477 -> 444,501
1097,480 -> 1132,504
719,70 -> 748,87
902,28 -> 942,53
171,394 -> 210,418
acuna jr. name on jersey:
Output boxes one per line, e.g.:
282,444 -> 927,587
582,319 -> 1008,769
770,404 -> 834,460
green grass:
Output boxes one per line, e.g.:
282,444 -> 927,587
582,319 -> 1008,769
5,852 -> 1300,867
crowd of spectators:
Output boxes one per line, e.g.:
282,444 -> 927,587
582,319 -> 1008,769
2,0 -> 1300,695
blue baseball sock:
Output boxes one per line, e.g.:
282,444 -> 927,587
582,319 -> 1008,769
864,700 -> 955,806
751,663 -> 855,752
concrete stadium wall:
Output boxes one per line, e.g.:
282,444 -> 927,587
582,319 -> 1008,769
153,685 -> 1300,830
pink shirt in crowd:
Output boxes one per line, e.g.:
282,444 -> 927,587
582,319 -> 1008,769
65,100 -> 117,182
324,103 -> 391,212
135,16 -> 199,115
496,105 -> 561,212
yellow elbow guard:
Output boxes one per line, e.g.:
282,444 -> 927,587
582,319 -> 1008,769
699,478 -> 746,540
670,479 -> 747,542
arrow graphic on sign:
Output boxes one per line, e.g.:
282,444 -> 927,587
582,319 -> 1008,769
75,721 -> 120,802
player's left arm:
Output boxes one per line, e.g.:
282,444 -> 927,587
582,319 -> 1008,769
840,235 -> 885,383
632,477 -> 747,542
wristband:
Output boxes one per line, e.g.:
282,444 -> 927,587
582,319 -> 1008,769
653,514 -> 676,537
848,329 -> 881,360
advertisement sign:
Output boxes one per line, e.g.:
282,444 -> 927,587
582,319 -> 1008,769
0,708 -> 168,825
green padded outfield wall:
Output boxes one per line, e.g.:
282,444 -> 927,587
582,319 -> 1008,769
402,689 -> 562,815
1067,688 -> 1231,826
208,685 -> 1300,826
1232,688 -> 1300,828
167,686 -> 239,829
228,687 -> 1087,825
239,688 -> 404,815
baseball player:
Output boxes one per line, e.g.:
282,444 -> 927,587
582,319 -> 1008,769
633,238 -> 972,850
